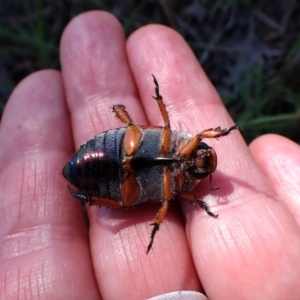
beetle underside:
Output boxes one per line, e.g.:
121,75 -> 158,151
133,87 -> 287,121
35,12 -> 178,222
63,75 -> 241,253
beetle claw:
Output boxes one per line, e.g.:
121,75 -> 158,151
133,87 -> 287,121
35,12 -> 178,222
199,200 -> 218,218
147,223 -> 159,254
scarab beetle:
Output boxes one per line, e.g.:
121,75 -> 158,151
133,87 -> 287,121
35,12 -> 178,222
63,75 -> 240,253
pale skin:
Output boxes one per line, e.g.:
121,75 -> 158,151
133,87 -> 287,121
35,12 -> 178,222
0,11 -> 300,300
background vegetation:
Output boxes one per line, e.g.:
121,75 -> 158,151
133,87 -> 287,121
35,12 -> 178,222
0,0 -> 299,143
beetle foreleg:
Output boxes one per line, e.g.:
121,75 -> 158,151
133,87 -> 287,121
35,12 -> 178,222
179,192 -> 218,218
176,135 -> 202,157
147,168 -> 172,253
198,125 -> 241,139
176,125 -> 241,157
152,75 -> 171,156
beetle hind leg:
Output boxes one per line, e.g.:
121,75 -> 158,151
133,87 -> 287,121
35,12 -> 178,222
112,104 -> 133,124
152,75 -> 171,156
112,105 -> 142,156
68,186 -> 123,209
112,105 -> 142,207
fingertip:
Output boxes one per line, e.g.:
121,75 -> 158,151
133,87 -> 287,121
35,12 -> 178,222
249,133 -> 300,167
61,10 -> 122,47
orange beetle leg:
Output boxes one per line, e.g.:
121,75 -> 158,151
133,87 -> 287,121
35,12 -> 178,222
90,196 -> 123,208
112,104 -> 133,124
177,125 -> 241,157
159,126 -> 171,156
179,192 -> 218,218
152,75 -> 171,156
177,135 -> 202,157
112,104 -> 142,156
120,164 -> 140,207
175,171 -> 186,192
198,125 -> 241,139
147,168 -> 172,253
123,124 -> 142,156
112,104 -> 142,207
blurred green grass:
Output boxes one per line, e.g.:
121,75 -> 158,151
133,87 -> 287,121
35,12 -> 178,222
0,0 -> 299,143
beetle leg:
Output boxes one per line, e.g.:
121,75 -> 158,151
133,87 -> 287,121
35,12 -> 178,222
112,104 -> 143,156
68,186 -> 90,203
152,75 -> 171,156
122,124 -> 143,156
121,125 -> 141,206
69,178 -> 138,208
179,192 -> 218,218
147,168 -> 172,253
120,163 -> 140,207
197,125 -> 241,139
175,171 -> 186,192
112,104 -> 142,206
90,196 -> 123,208
175,173 -> 217,216
112,104 -> 133,124
177,125 -> 241,157
68,187 -> 123,208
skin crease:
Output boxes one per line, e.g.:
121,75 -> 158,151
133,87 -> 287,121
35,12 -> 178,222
0,11 -> 300,300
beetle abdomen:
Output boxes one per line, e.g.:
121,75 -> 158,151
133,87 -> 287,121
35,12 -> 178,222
63,128 -> 126,201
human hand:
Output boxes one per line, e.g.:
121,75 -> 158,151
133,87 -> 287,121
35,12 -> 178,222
1,11 -> 300,300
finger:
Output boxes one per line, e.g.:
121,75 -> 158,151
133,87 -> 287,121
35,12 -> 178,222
0,71 -> 99,299
127,25 -> 300,299
250,134 -> 300,222
61,12 -> 145,145
60,12 -> 199,300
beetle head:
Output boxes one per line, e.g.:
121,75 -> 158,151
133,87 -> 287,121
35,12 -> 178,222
187,142 -> 217,179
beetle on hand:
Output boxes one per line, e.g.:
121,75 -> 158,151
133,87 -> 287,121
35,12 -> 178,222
63,75 -> 241,253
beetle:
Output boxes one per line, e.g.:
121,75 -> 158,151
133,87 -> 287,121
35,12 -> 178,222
63,75 -> 240,253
